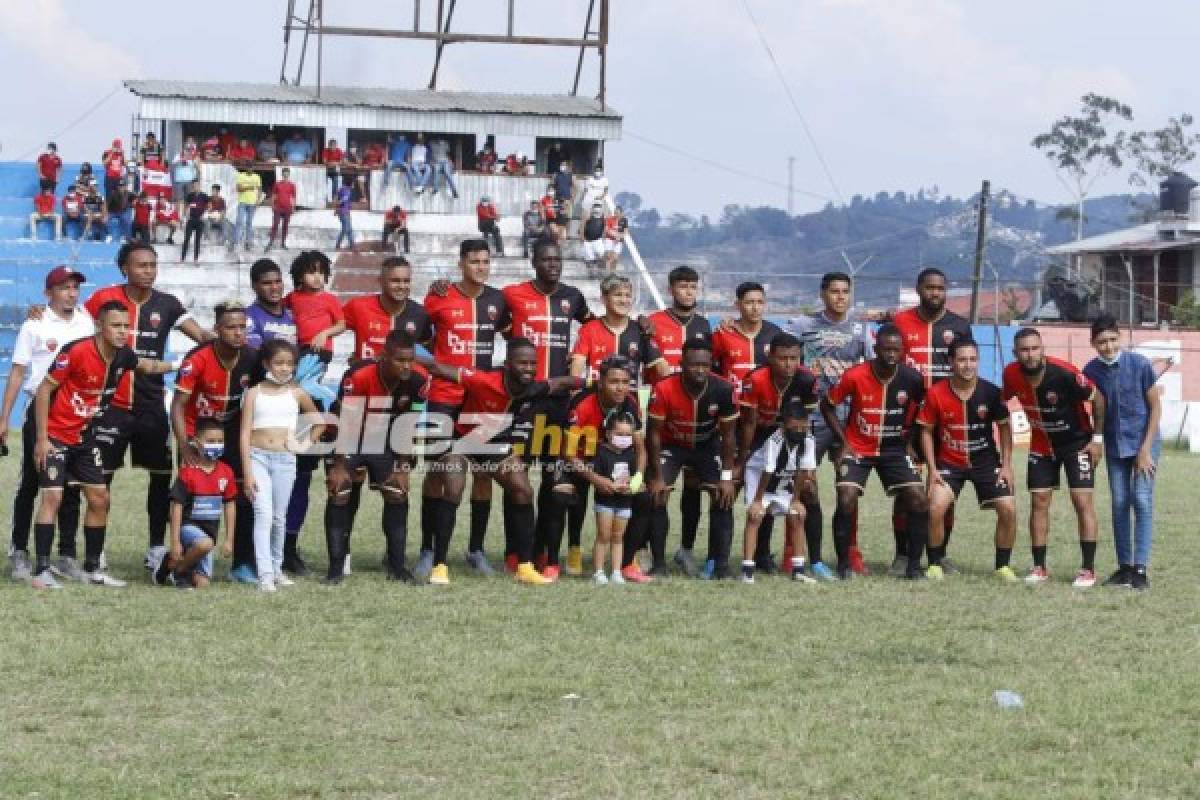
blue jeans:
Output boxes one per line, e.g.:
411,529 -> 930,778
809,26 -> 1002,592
233,204 -> 256,248
250,448 -> 297,582
432,159 -> 458,194
1106,441 -> 1159,567
335,210 -> 354,249
179,524 -> 214,579
408,162 -> 432,189
383,160 -> 410,188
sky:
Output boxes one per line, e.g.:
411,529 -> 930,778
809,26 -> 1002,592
0,0 -> 1193,218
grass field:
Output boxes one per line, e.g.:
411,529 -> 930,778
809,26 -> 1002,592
0,446 -> 1196,799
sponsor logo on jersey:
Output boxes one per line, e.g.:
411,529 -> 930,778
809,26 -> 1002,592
976,404 -> 989,420
942,329 -> 955,345
1046,391 -> 1058,406
896,390 -> 908,405
560,298 -> 572,314
486,305 -> 498,321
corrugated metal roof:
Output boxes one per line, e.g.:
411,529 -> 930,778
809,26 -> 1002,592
125,80 -> 619,120
1046,223 -> 1200,255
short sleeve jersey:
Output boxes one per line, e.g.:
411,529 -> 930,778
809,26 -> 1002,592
175,343 -> 259,438
37,153 -> 62,180
170,461 -> 238,540
787,311 -> 875,394
284,290 -> 344,354
455,368 -> 549,444
757,429 -> 805,495
343,295 -> 433,364
647,374 -> 738,449
85,285 -> 188,411
1002,357 -> 1095,456
571,318 -> 664,386
646,309 -> 712,377
336,362 -> 428,417
893,307 -> 973,388
711,320 -> 781,388
739,365 -> 819,452
916,378 -> 1009,468
245,302 -> 297,350
827,362 -> 925,457
502,280 -> 590,380
567,387 -> 642,458
424,284 -> 511,407
44,337 -> 138,445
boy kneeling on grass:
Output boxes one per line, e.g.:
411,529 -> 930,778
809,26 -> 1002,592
741,394 -> 816,584
151,419 -> 237,588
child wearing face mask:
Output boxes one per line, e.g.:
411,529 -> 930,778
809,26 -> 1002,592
584,411 -> 642,585
240,339 -> 324,592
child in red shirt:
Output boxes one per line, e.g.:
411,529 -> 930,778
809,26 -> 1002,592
283,250 -> 345,358
154,198 -> 180,244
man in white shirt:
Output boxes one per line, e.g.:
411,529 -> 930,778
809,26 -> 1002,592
2,266 -> 96,581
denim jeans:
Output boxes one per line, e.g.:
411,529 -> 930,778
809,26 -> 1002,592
233,204 -> 256,247
382,160 -> 410,188
408,162 -> 432,189
179,524 -> 215,579
432,159 -> 458,194
1106,440 -> 1159,567
335,210 -> 354,249
250,448 -> 297,582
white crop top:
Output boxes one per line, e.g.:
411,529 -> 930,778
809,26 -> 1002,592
251,387 -> 299,430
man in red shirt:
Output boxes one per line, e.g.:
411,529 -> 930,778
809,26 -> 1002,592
227,137 -> 257,163
131,192 -> 154,243
324,139 -> 345,203
37,143 -> 62,191
570,274 -> 667,386
60,183 -> 86,240
101,139 -> 126,198
30,188 -> 61,240
217,127 -> 238,159
343,257 -> 433,366
265,167 -> 297,251
476,196 -> 504,256
711,281 -> 781,390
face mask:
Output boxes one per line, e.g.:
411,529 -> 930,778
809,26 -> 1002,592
265,369 -> 291,385
785,429 -> 806,446
610,434 -> 633,450
201,444 -> 224,460
1098,352 -> 1120,366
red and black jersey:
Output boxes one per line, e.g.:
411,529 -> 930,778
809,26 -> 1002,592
284,290 -> 345,354
343,295 -> 433,364
455,368 -> 549,443
44,337 -> 138,445
711,320 -> 781,387
647,373 -> 738,449
827,362 -> 924,457
502,280 -> 590,380
916,378 -> 1009,468
739,365 -> 819,451
336,361 -> 428,416
424,284 -> 511,406
572,318 -> 665,385
175,343 -> 258,438
892,307 -> 972,388
1002,357 -> 1095,456
85,285 -> 187,411
169,461 -> 238,540
646,309 -> 712,377
566,387 -> 642,457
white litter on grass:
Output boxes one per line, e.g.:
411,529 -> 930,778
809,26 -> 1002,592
562,693 -> 581,701
993,690 -> 1024,709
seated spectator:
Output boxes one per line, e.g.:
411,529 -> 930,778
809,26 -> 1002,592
200,136 -> 222,160
82,182 -> 109,241
409,134 -> 432,194
76,162 -> 94,186
382,205 -> 410,253
257,132 -> 279,162
131,191 -> 154,243
101,139 -> 127,197
604,205 -> 629,271
228,137 -> 257,163
281,132 -> 313,165
429,137 -> 459,199
581,204 -> 607,272
106,180 -> 134,241
383,134 -> 409,188
36,142 -> 62,191
155,196 -> 180,244
323,138 -> 344,200
170,151 -> 200,214
30,188 -> 61,241
504,153 -> 522,175
139,133 -> 163,166
218,127 -> 238,158
362,141 -> 386,169
61,183 -> 86,239
476,196 -> 504,256
476,144 -> 497,174
206,184 -> 231,244
522,200 -> 545,257
344,142 -> 362,165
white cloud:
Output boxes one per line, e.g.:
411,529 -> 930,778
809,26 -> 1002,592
0,0 -> 140,80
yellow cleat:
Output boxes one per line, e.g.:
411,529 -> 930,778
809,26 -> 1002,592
926,564 -> 945,581
995,565 -> 1019,584
515,562 -> 551,585
565,546 -> 584,576
429,564 -> 450,585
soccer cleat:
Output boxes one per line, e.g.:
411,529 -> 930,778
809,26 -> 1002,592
282,553 -> 311,577
620,563 -> 653,584
755,554 -> 779,575
86,570 -> 127,588
321,574 -> 345,586
387,566 -> 417,584
836,564 -> 853,581
647,563 -> 670,579
939,557 -> 961,576
926,564 -> 945,581
887,555 -> 909,578
902,568 -> 927,582
848,547 -> 870,576
9,550 -> 32,582
504,553 -> 519,574
994,566 -> 1019,584
701,559 -> 716,580
414,550 -> 435,580
1024,566 -> 1050,585
542,564 -> 561,582
429,564 -> 450,585
515,562 -> 550,585
230,564 -> 258,584
1072,568 -> 1097,589
52,556 -> 88,583
258,578 -> 277,593
792,570 -> 817,585
810,562 -> 837,582
593,569 -> 609,586
31,570 -> 63,590
673,548 -> 699,577
565,546 -> 584,576
1103,566 -> 1133,587
276,574 -> 296,587
143,547 -> 156,571
1131,567 -> 1149,591
465,550 -> 496,577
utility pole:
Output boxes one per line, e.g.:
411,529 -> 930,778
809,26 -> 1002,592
787,156 -> 795,215
968,179 -> 990,324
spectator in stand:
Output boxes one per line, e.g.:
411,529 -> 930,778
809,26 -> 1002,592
344,142 -> 362,166
384,134 -> 410,188
76,162 -> 94,187
30,188 -> 61,241
477,144 -> 497,174
217,127 -> 238,158
206,184 -> 230,244
541,187 -> 564,242
61,184 -> 85,240
181,181 -> 210,262
154,194 -> 180,244
382,205 -> 410,253
170,149 -> 199,214
181,136 -> 199,161
36,143 -> 62,191
232,163 -> 262,252
429,137 -> 459,198
334,176 -> 355,251
82,183 -> 109,241
101,139 -> 127,197
522,200 -> 545,257
257,132 -> 279,162
265,166 -> 297,251
503,152 -> 525,176
546,141 -> 567,174
323,138 -> 344,201
362,141 -> 386,170
604,205 -> 628,271
581,164 -> 609,216
281,132 -> 313,165
105,180 -> 134,241
409,134 -> 432,194
228,137 -> 257,163
200,135 -> 222,161
553,161 -> 574,220
139,133 -> 163,167
581,204 -> 607,272
476,196 -> 504,256
131,191 -> 154,243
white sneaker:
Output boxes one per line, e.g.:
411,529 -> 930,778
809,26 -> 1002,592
276,573 -> 296,587
98,551 -> 108,572
609,570 -> 625,585
593,570 -> 609,586
32,570 -> 63,590
86,570 -> 127,588
259,578 -> 277,593
343,554 -> 352,575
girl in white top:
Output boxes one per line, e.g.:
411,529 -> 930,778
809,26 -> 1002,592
240,339 -> 323,592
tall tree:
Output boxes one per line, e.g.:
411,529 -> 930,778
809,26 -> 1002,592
1127,114 -> 1199,187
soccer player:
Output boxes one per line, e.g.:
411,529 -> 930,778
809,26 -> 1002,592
323,331 -> 429,585
1002,327 -> 1103,588
419,239 -> 512,579
169,302 -> 259,582
342,256 -> 433,367
2,266 -> 95,582
646,266 -> 713,578
646,339 -> 739,578
787,271 -> 874,577
245,259 -> 298,351
917,338 -> 1018,582
85,243 -> 212,565
422,338 -> 582,585
891,267 -> 972,575
820,325 -> 928,580
31,301 -> 177,588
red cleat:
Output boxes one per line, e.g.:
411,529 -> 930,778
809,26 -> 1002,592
504,553 -> 519,574
848,547 -> 869,575
542,564 -> 561,582
620,564 -> 654,584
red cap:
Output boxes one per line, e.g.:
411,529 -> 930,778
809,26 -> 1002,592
45,265 -> 86,289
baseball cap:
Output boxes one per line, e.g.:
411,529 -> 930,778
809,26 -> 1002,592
45,265 -> 86,289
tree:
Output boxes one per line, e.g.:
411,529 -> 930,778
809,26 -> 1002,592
1172,290 -> 1200,327
1128,114 -> 1199,187
1032,93 -> 1133,243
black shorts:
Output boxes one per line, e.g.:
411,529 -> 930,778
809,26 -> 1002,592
40,437 -> 106,490
1028,448 -> 1095,491
938,462 -> 1013,506
810,420 -> 844,465
836,451 -> 922,496
94,404 -> 172,474
339,451 -> 414,488
658,439 -> 723,487
39,177 -> 57,191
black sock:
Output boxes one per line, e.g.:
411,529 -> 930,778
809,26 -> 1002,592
567,484 -> 588,549
995,548 -> 1012,569
383,501 -> 409,573
1080,540 -> 1096,571
420,498 -> 436,552
434,499 -> 459,566
34,522 -> 55,568
710,507 -> 734,572
755,515 -> 775,564
468,499 -> 489,554
324,503 -> 352,579
508,503 -> 535,563
650,506 -> 669,568
1032,545 -> 1047,568
680,484 -> 701,550
928,544 -> 944,566
804,501 -> 823,564
623,495 -> 652,568
906,511 -> 929,574
892,509 -> 908,558
57,486 -> 81,558
83,525 -> 105,572
832,507 -> 851,570
147,472 -> 171,548
538,482 -> 567,566
942,505 -> 955,553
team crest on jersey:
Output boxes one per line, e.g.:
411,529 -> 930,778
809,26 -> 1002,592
239,375 -> 250,388
45,338 -> 58,352
976,404 -> 989,420
1046,391 -> 1058,406
180,362 -> 194,377
149,311 -> 162,328
896,390 -> 908,405
560,298 -> 572,314
707,403 -> 719,416
486,305 -> 498,321
942,329 -> 955,345
627,342 -> 639,357
405,321 -> 416,334
55,354 -> 70,370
